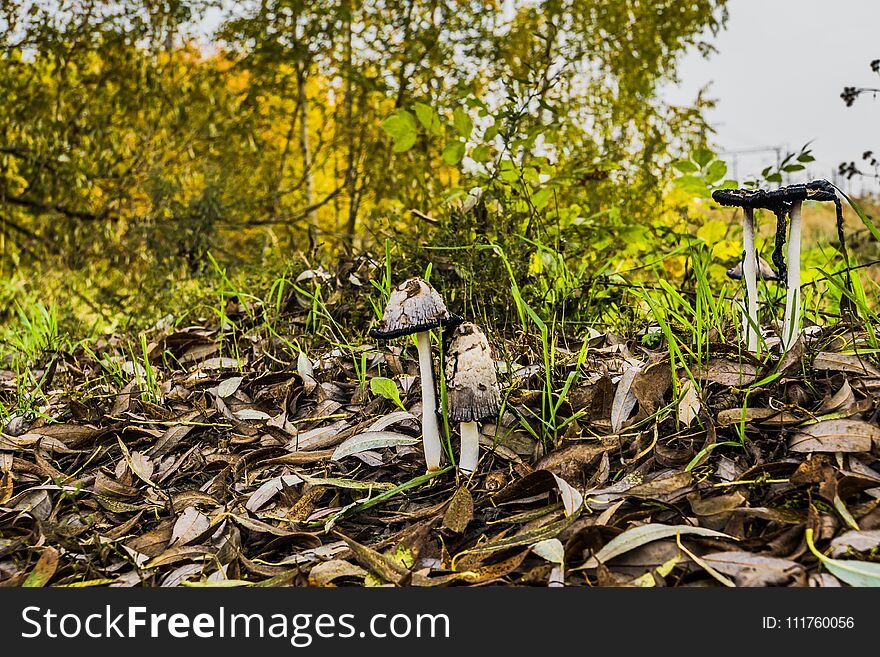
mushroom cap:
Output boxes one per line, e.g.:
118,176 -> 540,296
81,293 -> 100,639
369,277 -> 463,339
727,256 -> 780,281
711,179 -> 837,212
444,322 -> 502,423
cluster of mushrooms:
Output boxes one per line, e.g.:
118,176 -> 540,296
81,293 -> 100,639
714,179 -> 849,353
369,278 -> 502,474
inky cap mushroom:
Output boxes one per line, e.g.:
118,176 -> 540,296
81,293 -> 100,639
727,255 -> 780,281
369,278 -> 463,340
370,277 -> 461,472
445,322 -> 502,473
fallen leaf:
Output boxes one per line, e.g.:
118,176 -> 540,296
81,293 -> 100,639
442,486 -> 474,534
309,560 -> 368,586
217,376 -> 243,398
789,420 -> 879,453
170,507 -> 211,546
806,528 -> 880,587
694,359 -> 758,387
331,431 -> 419,461
22,547 -> 60,587
584,523 -> 732,568
234,409 -> 272,421
813,352 -> 880,377
678,379 -> 701,426
551,473 -> 584,516
830,529 -> 880,557
701,551 -> 803,586
245,474 -> 303,512
611,360 -> 642,432
531,538 -> 564,564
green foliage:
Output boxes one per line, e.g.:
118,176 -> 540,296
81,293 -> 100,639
0,0 -> 728,339
369,377 -> 405,411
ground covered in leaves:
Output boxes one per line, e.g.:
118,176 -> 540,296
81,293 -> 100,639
3,267 -> 880,588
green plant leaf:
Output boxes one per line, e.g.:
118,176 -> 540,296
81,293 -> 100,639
704,160 -> 728,183
675,174 -> 709,197
380,110 -> 418,152
414,102 -> 442,136
532,187 -> 553,210
471,144 -> 491,163
765,172 -> 783,183
693,146 -> 714,168
442,140 -> 466,165
453,106 -> 473,138
806,528 -> 880,586
839,190 -> 880,242
673,159 -> 698,174
782,163 -> 805,173
370,376 -> 405,410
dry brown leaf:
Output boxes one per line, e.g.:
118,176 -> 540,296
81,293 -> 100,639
789,419 -> 879,453
442,486 -> 474,534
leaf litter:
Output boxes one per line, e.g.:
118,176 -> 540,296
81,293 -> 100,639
2,267 -> 880,588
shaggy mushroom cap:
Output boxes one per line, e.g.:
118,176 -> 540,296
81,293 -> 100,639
369,278 -> 463,339
445,322 -> 502,423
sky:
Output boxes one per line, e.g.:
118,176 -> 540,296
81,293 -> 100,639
663,0 -> 880,195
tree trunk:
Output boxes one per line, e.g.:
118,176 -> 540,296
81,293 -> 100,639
297,63 -> 316,229
343,0 -> 358,250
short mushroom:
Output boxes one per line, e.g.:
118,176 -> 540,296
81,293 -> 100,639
726,254 -> 780,282
444,322 -> 502,474
369,278 -> 462,471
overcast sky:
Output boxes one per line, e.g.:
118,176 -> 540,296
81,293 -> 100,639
663,0 -> 880,194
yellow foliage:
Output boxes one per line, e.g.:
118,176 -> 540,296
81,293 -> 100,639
663,255 -> 687,279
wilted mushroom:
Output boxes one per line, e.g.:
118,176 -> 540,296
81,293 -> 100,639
445,322 -> 502,474
712,179 -> 846,352
726,254 -> 780,281
369,278 -> 462,471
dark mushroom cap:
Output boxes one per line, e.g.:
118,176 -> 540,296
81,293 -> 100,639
727,255 -> 780,281
711,179 -> 837,212
444,322 -> 502,423
369,278 -> 463,339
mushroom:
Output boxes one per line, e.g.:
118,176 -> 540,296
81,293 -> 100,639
444,322 -> 502,474
780,200 -> 802,351
714,180 -> 845,353
727,246 -> 780,350
736,207 -> 761,351
726,254 -> 780,281
369,278 -> 462,471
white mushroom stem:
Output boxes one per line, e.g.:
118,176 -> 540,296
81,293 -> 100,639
781,200 -> 802,351
416,330 -> 443,471
459,421 -> 480,474
741,207 -> 759,352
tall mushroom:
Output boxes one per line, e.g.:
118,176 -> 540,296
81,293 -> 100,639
369,278 -> 462,471
445,322 -> 502,474
780,200 -> 802,351
714,180 -> 846,353
727,247 -> 780,351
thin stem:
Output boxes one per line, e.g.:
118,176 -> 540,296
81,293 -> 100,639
782,200 -> 802,351
416,330 -> 442,471
459,421 -> 480,474
742,207 -> 759,351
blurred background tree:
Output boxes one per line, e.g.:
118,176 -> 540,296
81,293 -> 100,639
0,0 -> 728,337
